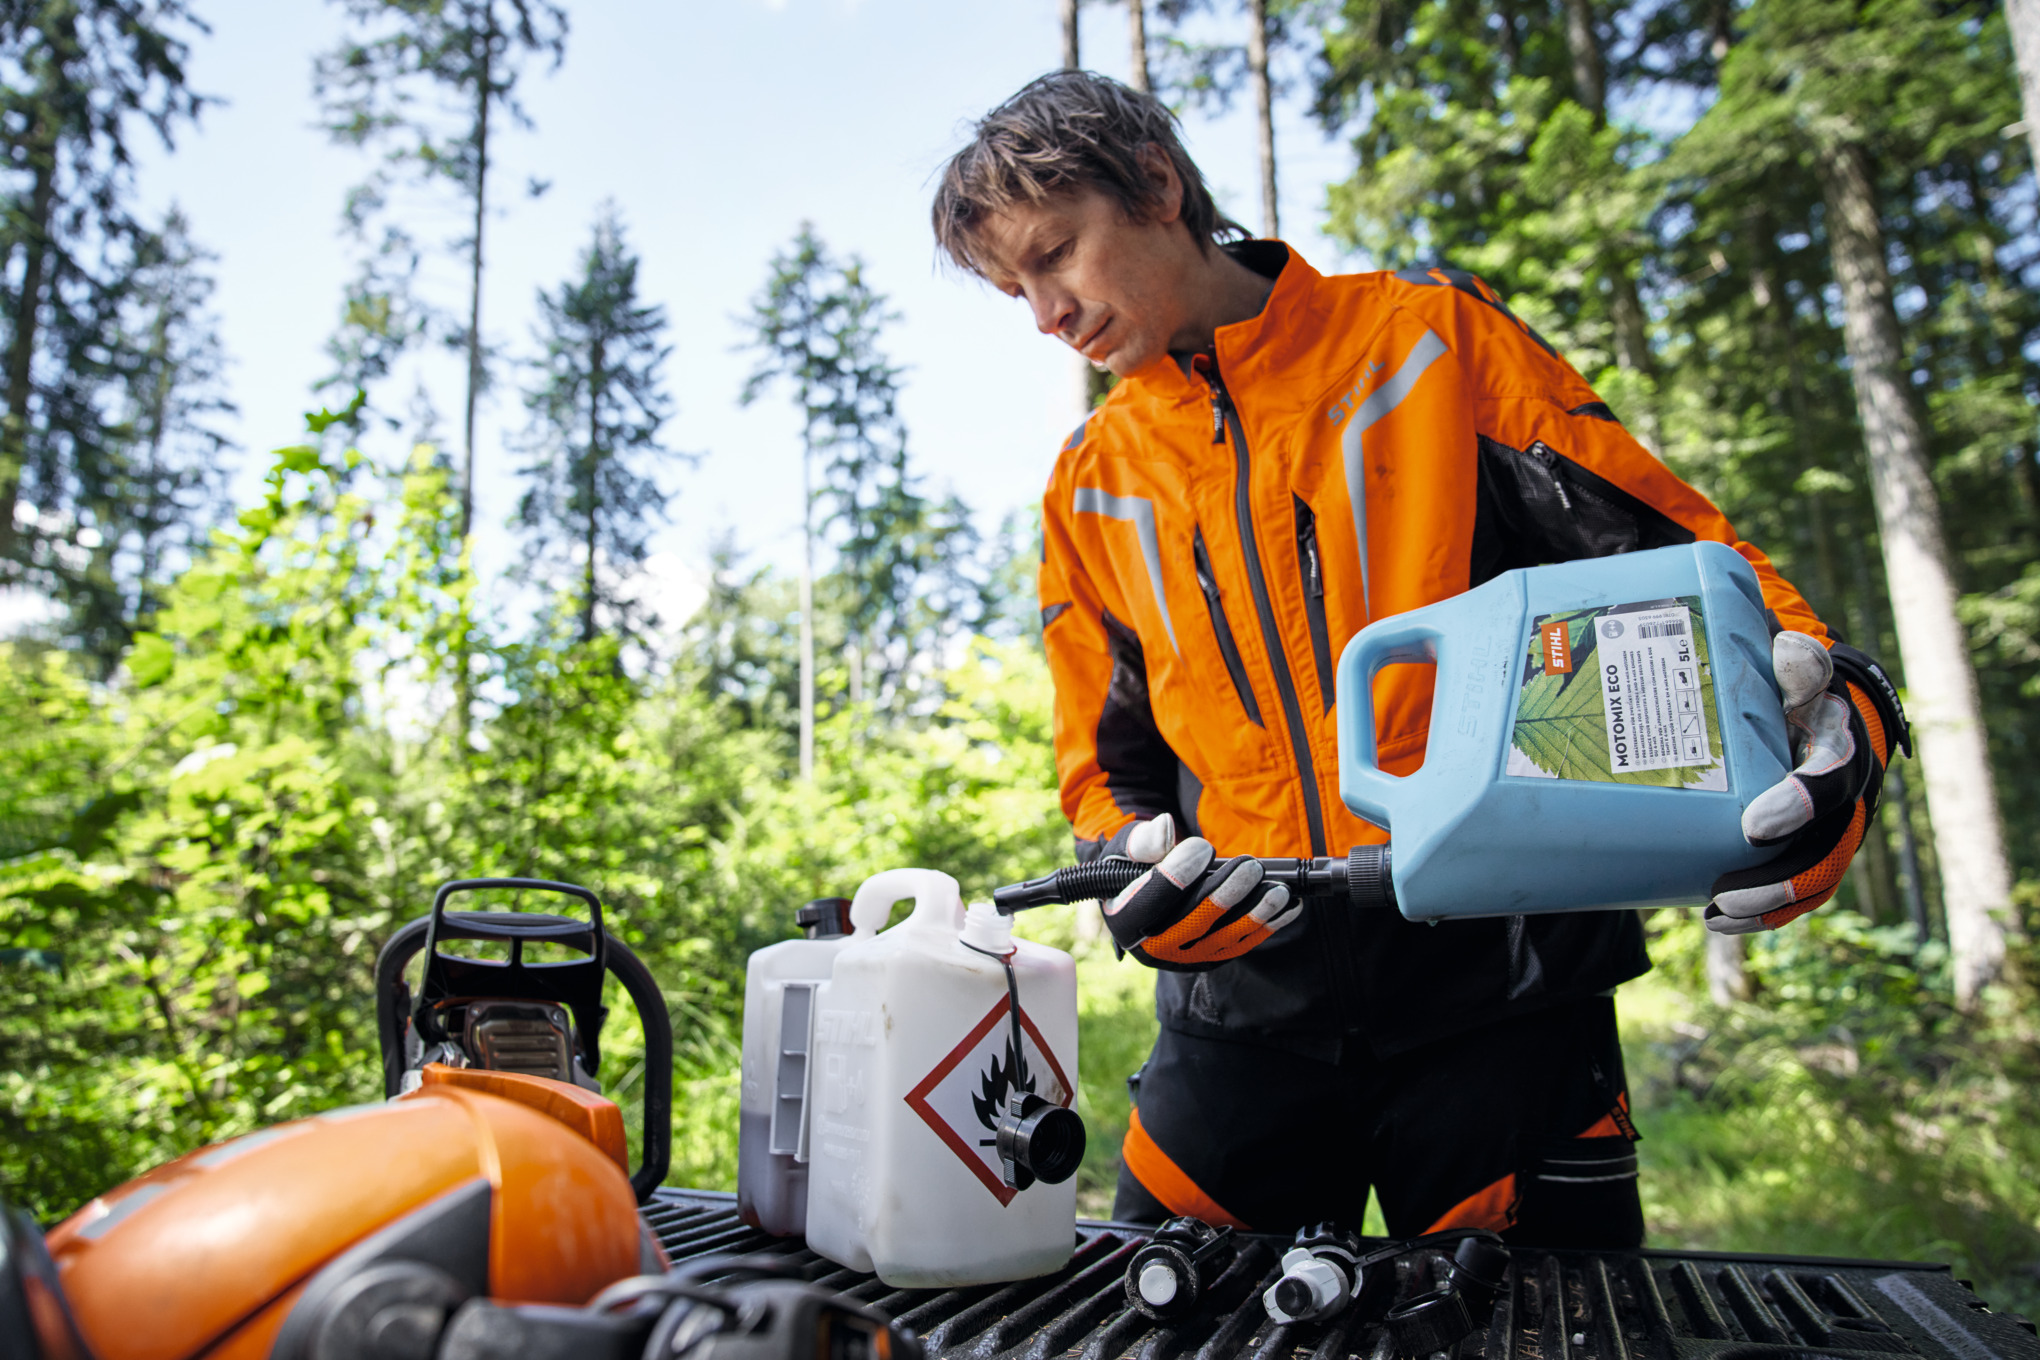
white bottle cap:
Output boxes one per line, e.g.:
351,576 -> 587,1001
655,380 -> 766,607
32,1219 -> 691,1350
1139,1262 -> 1179,1305
961,901 -> 1014,954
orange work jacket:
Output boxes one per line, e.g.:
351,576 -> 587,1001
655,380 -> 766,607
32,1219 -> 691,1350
1038,242 -> 1826,1055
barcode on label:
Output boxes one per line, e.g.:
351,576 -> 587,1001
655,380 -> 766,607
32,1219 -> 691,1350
1637,620 -> 1686,638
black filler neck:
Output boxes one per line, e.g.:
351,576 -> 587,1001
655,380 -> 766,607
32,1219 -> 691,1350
992,844 -> 1394,915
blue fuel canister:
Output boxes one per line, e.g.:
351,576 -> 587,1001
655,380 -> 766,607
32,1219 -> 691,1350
1336,541 -> 1793,921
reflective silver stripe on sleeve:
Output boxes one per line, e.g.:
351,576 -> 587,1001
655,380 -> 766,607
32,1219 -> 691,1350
1341,329 -> 1449,615
1073,486 -> 1178,653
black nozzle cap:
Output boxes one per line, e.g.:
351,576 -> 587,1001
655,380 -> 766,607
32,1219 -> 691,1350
1452,1235 -> 1510,1292
1346,845 -> 1396,912
996,1092 -> 1086,1190
1386,1283 -> 1474,1357
796,897 -> 854,939
1272,1276 -> 1315,1320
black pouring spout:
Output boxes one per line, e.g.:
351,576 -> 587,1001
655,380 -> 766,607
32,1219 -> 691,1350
992,844 -> 1397,916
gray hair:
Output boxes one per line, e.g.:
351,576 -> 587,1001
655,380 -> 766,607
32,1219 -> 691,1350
931,71 -> 1247,278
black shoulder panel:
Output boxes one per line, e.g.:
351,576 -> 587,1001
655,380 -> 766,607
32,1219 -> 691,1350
1470,435 -> 1695,588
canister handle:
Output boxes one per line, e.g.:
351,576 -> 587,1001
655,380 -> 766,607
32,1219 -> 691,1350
1336,608 -> 1447,829
848,868 -> 965,937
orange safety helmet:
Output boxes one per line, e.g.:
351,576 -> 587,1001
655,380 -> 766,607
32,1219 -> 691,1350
27,1065 -> 661,1360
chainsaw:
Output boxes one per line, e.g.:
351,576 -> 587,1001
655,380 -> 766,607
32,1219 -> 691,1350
373,877 -> 672,1201
3,880 -> 919,1360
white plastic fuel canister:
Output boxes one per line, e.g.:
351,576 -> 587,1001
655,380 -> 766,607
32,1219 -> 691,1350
737,897 -> 880,1235
803,868 -> 1079,1287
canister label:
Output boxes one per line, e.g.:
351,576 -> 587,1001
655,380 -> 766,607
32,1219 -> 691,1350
903,997 -> 1073,1206
1506,595 -> 1727,790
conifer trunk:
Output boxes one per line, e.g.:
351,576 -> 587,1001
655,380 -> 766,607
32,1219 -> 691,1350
1817,137 -> 2016,1009
1247,0 -> 1278,237
1561,0 -> 1605,115
1707,930 -> 1751,1005
1061,0 -> 1080,68
1,136 -> 55,567
1128,0 -> 1150,92
455,3 -> 497,750
138,306 -> 174,608
581,334 -> 603,645
2006,0 -> 2040,190
799,420 -> 816,780
1557,0 -> 1656,442
462,2 -> 495,542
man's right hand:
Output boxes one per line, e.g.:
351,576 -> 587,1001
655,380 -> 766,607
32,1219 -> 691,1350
1098,815 -> 1301,971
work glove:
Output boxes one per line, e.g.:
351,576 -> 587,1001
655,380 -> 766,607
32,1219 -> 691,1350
1097,814 -> 1301,970
1706,633 -> 1910,934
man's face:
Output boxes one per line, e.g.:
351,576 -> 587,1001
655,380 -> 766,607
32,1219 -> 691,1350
979,184 -> 1203,378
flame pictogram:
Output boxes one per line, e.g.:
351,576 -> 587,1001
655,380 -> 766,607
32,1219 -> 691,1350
906,995 -> 1075,1203
971,1037 -> 1037,1132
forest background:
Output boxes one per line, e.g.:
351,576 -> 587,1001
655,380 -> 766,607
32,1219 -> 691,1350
7,0 -> 2040,1318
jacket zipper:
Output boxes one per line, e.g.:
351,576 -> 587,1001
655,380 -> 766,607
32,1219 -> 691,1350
1202,361 -> 1328,857
1294,496 -> 1335,714
1192,527 -> 1264,727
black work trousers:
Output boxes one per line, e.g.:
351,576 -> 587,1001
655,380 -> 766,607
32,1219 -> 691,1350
1113,995 -> 1644,1249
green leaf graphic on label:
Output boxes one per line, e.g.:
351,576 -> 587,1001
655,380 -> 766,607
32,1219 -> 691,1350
1514,641 -> 1628,783
1508,597 -> 1726,790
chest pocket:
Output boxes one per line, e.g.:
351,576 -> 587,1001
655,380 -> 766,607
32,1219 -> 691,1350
1293,496 -> 1335,715
1191,526 -> 1263,727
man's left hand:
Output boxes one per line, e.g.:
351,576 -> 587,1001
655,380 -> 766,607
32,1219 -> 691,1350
1706,633 -> 1910,934
1099,815 -> 1301,970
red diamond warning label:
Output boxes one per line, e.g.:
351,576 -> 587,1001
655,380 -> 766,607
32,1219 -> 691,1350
904,996 -> 1073,1205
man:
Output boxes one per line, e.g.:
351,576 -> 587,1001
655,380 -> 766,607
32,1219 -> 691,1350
930,72 -> 1906,1246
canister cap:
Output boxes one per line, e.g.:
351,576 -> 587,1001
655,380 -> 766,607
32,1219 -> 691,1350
796,898 -> 853,939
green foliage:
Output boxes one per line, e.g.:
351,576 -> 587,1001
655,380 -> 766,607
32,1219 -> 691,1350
0,421 -> 1069,1224
1627,908 -> 2040,1312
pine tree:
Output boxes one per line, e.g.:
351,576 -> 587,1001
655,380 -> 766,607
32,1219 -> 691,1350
514,209 -> 680,647
109,208 -> 232,634
1149,0 -> 1297,236
0,2 -> 211,631
743,227 -> 976,768
316,0 -> 567,537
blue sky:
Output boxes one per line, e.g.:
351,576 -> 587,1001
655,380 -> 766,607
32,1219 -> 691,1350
124,0 -> 1366,619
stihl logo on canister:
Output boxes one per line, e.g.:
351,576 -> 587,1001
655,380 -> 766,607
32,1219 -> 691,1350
1543,621 -> 1573,674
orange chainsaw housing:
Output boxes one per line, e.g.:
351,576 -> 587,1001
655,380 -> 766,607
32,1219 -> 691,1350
41,1065 -> 657,1360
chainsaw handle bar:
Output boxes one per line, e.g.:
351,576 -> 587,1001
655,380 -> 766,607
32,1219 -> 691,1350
427,877 -> 606,965
375,878 -> 672,1203
993,844 -> 1396,916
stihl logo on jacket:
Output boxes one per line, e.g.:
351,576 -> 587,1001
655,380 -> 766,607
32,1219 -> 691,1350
1037,243 -> 1825,869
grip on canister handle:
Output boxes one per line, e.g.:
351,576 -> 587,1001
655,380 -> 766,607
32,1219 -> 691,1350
1335,606 -> 1448,831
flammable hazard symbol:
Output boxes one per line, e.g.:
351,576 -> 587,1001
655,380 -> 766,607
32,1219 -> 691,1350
904,996 -> 1073,1205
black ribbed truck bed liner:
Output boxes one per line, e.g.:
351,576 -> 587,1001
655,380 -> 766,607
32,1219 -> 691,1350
642,1189 -> 2040,1360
